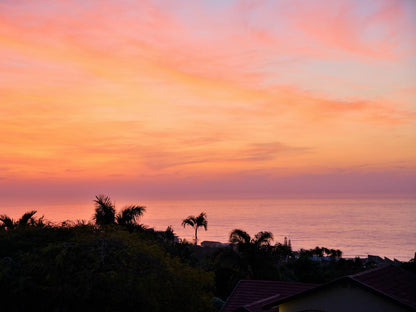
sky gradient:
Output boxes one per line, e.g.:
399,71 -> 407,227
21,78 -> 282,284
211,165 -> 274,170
1,0 -> 415,202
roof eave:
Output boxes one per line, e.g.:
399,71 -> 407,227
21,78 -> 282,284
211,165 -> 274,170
262,276 -> 416,311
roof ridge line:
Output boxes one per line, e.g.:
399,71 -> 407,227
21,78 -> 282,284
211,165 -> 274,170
220,279 -> 242,312
244,293 -> 282,307
348,263 -> 391,278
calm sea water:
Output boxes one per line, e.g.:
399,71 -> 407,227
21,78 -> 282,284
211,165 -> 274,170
2,198 -> 415,261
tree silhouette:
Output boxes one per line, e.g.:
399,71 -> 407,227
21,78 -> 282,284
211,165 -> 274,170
0,210 -> 38,230
252,231 -> 274,248
19,211 -> 37,226
116,205 -> 146,226
163,225 -> 176,244
229,229 -> 273,248
93,195 -> 116,226
229,229 -> 251,245
93,195 -> 147,229
228,229 -> 274,278
181,212 -> 207,245
0,215 -> 15,230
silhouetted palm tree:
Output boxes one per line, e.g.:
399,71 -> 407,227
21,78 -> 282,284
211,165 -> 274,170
93,195 -> 147,229
0,215 -> 15,230
229,229 -> 274,248
229,229 -> 274,279
329,248 -> 342,260
182,212 -> 207,245
0,210 -> 38,230
18,210 -> 37,226
229,229 -> 251,245
253,231 -> 274,249
116,205 -> 146,226
93,195 -> 116,226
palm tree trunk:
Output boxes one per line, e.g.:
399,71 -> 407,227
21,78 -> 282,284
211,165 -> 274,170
195,227 -> 198,245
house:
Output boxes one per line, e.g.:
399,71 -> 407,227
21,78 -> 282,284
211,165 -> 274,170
222,265 -> 416,312
221,280 -> 318,312
201,241 -> 229,248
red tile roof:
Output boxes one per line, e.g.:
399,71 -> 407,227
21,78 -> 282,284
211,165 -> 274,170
261,265 -> 416,311
351,265 -> 416,309
220,280 -> 318,312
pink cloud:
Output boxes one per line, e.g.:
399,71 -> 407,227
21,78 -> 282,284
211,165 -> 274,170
1,0 -> 413,90
0,0 -> 415,191
285,0 -> 412,60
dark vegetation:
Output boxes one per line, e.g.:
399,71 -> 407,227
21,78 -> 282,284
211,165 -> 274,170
182,212 -> 208,245
1,195 -> 415,311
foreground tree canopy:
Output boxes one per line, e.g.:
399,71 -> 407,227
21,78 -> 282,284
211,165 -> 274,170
0,197 -> 214,312
0,222 -> 214,312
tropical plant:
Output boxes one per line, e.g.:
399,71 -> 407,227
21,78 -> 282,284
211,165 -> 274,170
252,231 -> 274,248
93,195 -> 147,230
229,229 -> 273,248
116,205 -> 146,226
228,229 -> 274,279
0,215 -> 15,230
229,229 -> 250,245
18,210 -> 37,226
181,212 -> 208,245
93,195 -> 116,226
0,210 -> 38,230
300,246 -> 342,260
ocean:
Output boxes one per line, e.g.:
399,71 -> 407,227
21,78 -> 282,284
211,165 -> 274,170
2,197 -> 415,261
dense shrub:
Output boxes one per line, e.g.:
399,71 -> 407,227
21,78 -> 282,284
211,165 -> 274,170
0,226 -> 214,312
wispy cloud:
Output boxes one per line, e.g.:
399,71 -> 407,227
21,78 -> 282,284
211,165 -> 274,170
0,0 -> 415,196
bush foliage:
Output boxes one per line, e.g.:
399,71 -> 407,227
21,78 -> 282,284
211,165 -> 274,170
0,224 -> 214,312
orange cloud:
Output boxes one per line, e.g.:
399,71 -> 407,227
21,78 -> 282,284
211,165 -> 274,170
0,0 -> 415,189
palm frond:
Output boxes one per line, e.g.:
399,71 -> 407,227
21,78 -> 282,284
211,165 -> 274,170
253,231 -> 273,246
94,195 -> 114,210
182,212 -> 208,244
0,215 -> 15,230
196,212 -> 208,230
229,229 -> 251,245
18,210 -> 37,226
116,205 -> 145,226
181,216 -> 196,228
93,194 -> 116,226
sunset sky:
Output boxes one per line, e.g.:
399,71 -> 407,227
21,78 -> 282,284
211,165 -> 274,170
1,0 -> 415,202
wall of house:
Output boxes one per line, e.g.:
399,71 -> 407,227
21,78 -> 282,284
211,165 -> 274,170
278,283 -> 411,312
